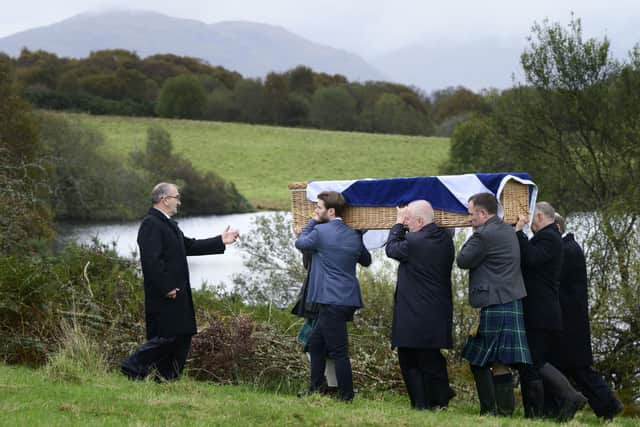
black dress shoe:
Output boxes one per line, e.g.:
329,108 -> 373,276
603,398 -> 624,421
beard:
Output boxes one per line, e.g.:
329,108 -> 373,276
316,212 -> 329,223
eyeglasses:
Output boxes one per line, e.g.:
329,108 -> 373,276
164,194 -> 181,200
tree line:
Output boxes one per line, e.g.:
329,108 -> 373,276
0,54 -> 251,254
3,48 -> 489,136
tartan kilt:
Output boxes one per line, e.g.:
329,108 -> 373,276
462,299 -> 532,367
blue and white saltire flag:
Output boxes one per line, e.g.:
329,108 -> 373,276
306,173 -> 538,249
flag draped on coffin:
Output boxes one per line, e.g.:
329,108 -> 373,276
305,173 -> 538,249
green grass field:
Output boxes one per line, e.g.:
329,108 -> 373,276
1,364 -> 632,427
58,113 -> 450,210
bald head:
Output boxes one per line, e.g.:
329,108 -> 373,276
407,200 -> 434,232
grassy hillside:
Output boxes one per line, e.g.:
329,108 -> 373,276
60,113 -> 449,210
1,364 -> 629,426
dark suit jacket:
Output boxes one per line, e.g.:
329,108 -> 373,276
553,233 -> 593,367
517,223 -> 564,331
137,208 -> 225,338
457,215 -> 527,308
386,222 -> 454,349
294,218 -> 371,308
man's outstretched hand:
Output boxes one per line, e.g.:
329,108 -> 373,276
221,225 -> 240,244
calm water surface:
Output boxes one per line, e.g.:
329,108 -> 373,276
58,212 -> 276,288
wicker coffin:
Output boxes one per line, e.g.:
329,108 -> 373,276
289,179 -> 530,230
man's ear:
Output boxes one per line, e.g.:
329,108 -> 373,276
327,207 -> 335,217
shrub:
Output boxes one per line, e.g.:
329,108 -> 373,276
189,313 -> 256,383
0,241 -> 145,367
131,125 -> 252,215
38,112 -> 148,221
231,212 -> 305,307
155,74 -> 207,119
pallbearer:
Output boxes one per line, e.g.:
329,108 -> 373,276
295,191 -> 372,402
457,192 -> 532,416
385,200 -> 456,409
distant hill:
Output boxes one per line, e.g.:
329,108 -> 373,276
0,10 -> 386,82
371,37 -> 526,92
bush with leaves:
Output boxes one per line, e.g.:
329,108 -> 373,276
190,313 -> 256,383
0,56 -> 54,254
0,241 -> 145,367
155,74 -> 208,119
131,125 -> 252,215
38,112 -> 148,221
231,212 -> 306,307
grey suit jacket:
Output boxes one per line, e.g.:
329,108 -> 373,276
456,215 -> 527,308
295,218 -> 371,308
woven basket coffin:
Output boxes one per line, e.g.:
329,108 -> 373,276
289,179 -> 530,231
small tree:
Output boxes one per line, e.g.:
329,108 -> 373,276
264,72 -> 289,125
288,65 -> 316,96
373,93 -> 430,135
233,78 -> 266,124
309,86 -> 356,130
131,126 -> 252,215
205,88 -> 239,122
155,74 -> 207,119
231,213 -> 306,307
0,56 -> 54,253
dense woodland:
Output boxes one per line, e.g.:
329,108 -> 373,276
4,48 -> 489,136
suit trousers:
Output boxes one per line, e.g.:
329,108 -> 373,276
559,366 -> 620,418
520,328 -> 559,382
398,348 -> 449,383
307,304 -> 356,401
121,335 -> 192,381
398,347 -> 451,408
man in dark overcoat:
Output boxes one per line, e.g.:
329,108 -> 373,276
516,202 -> 586,421
385,200 -> 455,409
547,214 -> 623,420
121,182 -> 239,381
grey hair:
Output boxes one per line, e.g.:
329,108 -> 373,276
534,201 -> 556,221
151,182 -> 176,204
409,200 -> 435,224
554,213 -> 566,234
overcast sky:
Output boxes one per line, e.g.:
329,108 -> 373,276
1,0 -> 638,59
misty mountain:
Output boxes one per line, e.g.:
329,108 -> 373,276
0,10 -> 386,82
370,20 -> 640,94
371,37 -> 527,93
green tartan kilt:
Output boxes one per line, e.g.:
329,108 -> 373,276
462,299 -> 532,367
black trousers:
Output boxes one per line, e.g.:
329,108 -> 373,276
398,347 -> 451,408
121,334 -> 192,381
556,365 -> 620,418
519,328 -> 559,383
398,348 -> 449,384
307,304 -> 356,401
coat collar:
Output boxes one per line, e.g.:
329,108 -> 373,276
535,222 -> 558,235
485,215 -> 502,226
147,207 -> 179,230
417,222 -> 439,234
476,215 -> 501,232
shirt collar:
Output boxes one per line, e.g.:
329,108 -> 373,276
153,207 -> 172,219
